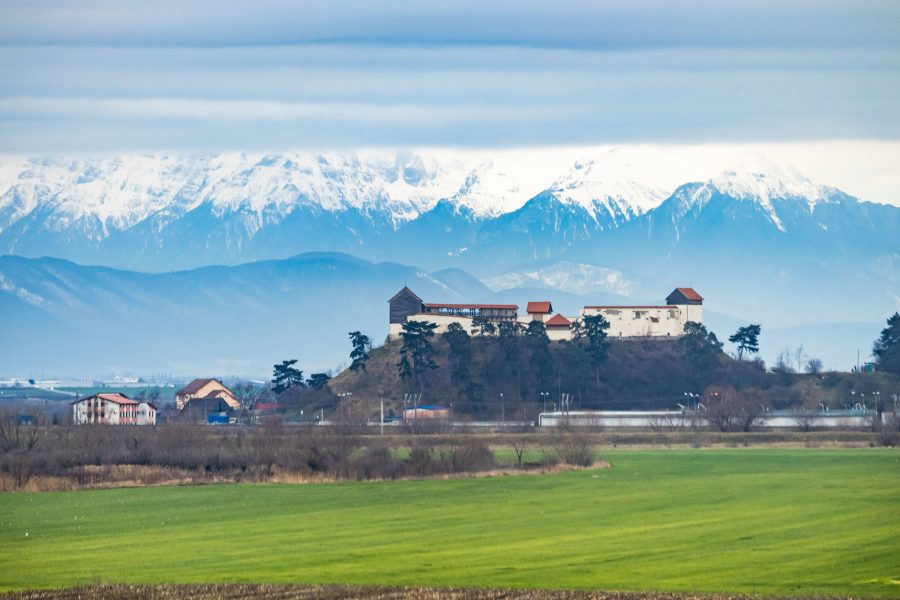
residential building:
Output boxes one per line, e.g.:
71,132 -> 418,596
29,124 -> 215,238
175,378 -> 240,411
72,393 -> 157,425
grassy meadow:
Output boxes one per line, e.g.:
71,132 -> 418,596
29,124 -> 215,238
0,449 -> 897,596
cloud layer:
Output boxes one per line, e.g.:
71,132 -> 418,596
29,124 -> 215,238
0,1 -> 898,151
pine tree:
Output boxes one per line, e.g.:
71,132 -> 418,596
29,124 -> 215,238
444,322 -> 480,405
729,324 -> 761,360
574,314 -> 610,391
397,320 -> 439,390
272,359 -> 305,395
348,331 -> 372,372
873,312 -> 900,375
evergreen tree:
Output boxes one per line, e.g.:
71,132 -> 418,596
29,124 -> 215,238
397,320 -> 439,389
497,321 -> 525,400
873,312 -> 900,375
348,331 -> 372,372
444,322 -> 480,405
525,320 -> 554,392
681,321 -> 724,373
306,372 -> 331,390
729,324 -> 761,360
574,314 -> 610,390
470,315 -> 497,377
272,359 -> 305,395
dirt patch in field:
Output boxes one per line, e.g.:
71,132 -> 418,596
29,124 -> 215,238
0,585 -> 862,600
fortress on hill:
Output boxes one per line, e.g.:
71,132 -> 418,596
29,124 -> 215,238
388,287 -> 703,342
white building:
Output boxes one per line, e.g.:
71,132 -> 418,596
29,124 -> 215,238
581,288 -> 703,339
72,393 -> 157,425
387,287 -> 704,342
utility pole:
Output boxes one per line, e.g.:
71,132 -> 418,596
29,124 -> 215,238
380,399 -> 384,436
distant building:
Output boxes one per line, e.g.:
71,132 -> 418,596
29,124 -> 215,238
403,405 -> 450,420
388,287 -> 704,341
582,288 -> 703,338
544,313 -> 573,341
72,393 -> 157,425
175,378 -> 240,411
526,301 -> 553,322
182,396 -> 237,424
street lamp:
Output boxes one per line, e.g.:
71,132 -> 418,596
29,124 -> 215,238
539,391 -> 550,413
499,393 -> 505,423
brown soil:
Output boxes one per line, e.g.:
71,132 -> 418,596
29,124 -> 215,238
0,585 -> 861,600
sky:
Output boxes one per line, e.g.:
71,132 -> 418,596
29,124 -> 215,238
1,1 -> 899,201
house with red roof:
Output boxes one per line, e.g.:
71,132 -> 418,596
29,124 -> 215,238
175,378 -> 240,411
72,393 -> 157,425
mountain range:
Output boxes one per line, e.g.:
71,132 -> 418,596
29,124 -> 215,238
0,149 -> 897,376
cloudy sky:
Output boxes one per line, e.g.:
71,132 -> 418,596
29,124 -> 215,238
1,1 -> 899,200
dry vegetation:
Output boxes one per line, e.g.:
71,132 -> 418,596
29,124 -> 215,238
1,419 -> 617,491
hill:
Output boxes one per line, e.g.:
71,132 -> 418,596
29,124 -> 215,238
321,333 -> 897,422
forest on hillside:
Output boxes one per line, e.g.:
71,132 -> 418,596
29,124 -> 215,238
279,316 -> 900,425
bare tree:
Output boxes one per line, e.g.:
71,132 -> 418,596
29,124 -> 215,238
793,345 -> 807,373
0,410 -> 41,452
551,423 -> 594,466
805,358 -> 824,374
510,438 -> 530,468
703,387 -> 762,432
772,349 -> 796,374
793,409 -> 818,432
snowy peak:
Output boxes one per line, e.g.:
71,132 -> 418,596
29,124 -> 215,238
448,161 -> 534,218
548,157 -> 668,223
709,169 -> 833,206
661,170 -> 849,234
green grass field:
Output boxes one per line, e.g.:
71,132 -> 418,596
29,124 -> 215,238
1,449 -> 898,596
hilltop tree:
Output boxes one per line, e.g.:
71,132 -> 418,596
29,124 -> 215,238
526,320 -> 554,391
682,321 -> 724,373
497,321 -> 525,398
444,322 -> 480,405
348,331 -> 372,372
729,324 -> 761,361
471,315 -> 497,377
397,320 -> 439,390
306,372 -> 331,390
574,314 -> 610,389
272,359 -> 305,395
873,312 -> 900,376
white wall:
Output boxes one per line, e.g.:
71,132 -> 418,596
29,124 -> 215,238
388,314 -> 476,339
136,402 -> 157,425
581,304 -> 696,338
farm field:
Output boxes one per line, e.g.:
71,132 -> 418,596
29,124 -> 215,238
0,449 -> 897,597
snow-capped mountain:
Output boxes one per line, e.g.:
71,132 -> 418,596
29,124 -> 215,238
547,158 -> 668,226
0,150 -> 897,329
0,148 -> 683,269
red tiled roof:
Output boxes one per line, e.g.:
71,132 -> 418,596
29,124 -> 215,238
673,287 -> 703,302
75,393 -> 139,405
526,301 -> 552,314
545,313 -> 572,327
424,303 -> 518,310
254,402 -> 279,411
176,378 -> 220,397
